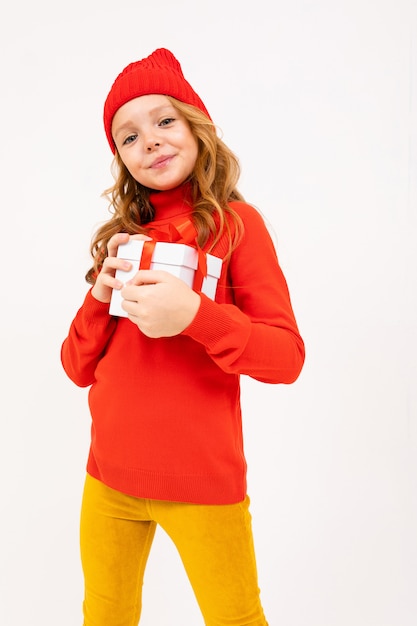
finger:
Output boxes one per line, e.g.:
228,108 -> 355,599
126,269 -> 175,286
130,233 -> 153,242
107,232 -> 130,258
101,255 -> 132,275
98,267 -> 126,291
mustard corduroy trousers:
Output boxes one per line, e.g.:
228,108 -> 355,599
80,474 -> 269,625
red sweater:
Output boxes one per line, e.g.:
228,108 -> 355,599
61,184 -> 305,504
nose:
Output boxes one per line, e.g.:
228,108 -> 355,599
144,135 -> 160,151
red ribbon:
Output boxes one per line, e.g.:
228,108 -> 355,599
139,217 -> 208,291
139,240 -> 157,271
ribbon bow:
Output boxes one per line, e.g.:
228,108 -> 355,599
140,216 -> 208,291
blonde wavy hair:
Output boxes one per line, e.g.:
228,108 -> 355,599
85,96 -> 245,284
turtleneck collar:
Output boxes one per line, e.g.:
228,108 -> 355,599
149,182 -> 194,223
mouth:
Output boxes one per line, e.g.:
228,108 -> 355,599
150,155 -> 174,169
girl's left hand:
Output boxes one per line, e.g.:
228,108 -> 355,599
120,270 -> 201,337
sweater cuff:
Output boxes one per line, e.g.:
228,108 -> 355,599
182,293 -> 251,350
82,289 -> 112,324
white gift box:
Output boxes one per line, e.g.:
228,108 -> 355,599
109,240 -> 222,318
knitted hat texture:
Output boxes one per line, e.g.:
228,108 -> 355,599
103,48 -> 211,152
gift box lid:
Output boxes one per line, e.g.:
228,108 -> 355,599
116,240 -> 222,276
151,242 -> 198,269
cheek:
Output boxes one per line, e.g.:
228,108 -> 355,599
188,139 -> 199,168
123,159 -> 144,183
123,154 -> 144,174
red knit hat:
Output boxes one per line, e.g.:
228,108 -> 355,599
103,48 -> 211,153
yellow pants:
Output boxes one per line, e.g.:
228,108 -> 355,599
80,474 -> 269,625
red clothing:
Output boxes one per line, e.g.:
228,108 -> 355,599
61,185 -> 305,504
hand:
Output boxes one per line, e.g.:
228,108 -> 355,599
91,233 -> 152,304
120,270 -> 201,338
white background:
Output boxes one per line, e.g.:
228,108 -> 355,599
1,1 -> 416,624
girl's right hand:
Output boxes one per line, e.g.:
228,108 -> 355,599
91,233 -> 152,304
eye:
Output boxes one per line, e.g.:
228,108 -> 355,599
159,117 -> 175,127
123,134 -> 137,146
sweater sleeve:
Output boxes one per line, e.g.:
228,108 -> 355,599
61,289 -> 118,387
182,203 -> 305,384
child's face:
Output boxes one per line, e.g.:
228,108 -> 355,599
112,94 -> 199,191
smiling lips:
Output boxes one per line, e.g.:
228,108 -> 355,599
151,155 -> 174,169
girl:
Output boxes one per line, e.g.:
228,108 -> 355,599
61,48 -> 305,626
